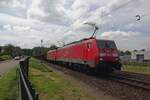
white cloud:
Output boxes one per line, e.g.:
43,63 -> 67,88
100,31 -> 140,39
13,26 -> 30,31
100,31 -> 150,50
0,0 -> 150,50
27,0 -> 69,25
3,24 -> 12,31
0,0 -> 26,8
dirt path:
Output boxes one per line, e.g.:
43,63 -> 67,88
0,60 -> 19,76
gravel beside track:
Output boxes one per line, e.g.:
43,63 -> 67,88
109,71 -> 150,90
43,61 -> 150,100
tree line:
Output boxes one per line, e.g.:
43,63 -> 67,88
0,44 -> 22,57
0,44 -> 146,57
0,44 -> 58,57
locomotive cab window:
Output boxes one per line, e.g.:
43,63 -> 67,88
87,43 -> 92,48
97,40 -> 116,48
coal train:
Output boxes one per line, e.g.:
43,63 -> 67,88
47,37 -> 121,74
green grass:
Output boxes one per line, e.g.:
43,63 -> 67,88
122,65 -> 150,75
29,58 -> 51,72
29,58 -> 97,100
0,55 -> 12,61
0,67 -> 19,100
123,62 -> 150,67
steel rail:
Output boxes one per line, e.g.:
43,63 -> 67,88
40,58 -> 150,91
109,72 -> 150,90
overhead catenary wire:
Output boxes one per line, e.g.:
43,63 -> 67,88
97,0 -> 136,20
141,12 -> 150,17
83,0 -> 136,35
44,0 -> 142,47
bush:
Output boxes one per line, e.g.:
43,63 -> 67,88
0,55 -> 12,61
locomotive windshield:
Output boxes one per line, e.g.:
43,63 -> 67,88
97,40 -> 116,48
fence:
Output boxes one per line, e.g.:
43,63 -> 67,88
19,57 -> 38,100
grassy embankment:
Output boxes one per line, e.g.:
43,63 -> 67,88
29,58 -> 97,100
0,67 -> 19,100
122,64 -> 150,75
0,55 -> 12,61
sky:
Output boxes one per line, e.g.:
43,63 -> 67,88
0,0 -> 150,50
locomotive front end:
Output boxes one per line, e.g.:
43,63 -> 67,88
96,40 -> 122,73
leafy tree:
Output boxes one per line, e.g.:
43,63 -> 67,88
119,51 -> 125,56
1,44 -> 23,57
22,49 -> 32,56
32,46 -> 50,56
125,50 -> 131,55
0,46 -> 1,52
49,44 -> 58,50
3,44 -> 15,55
32,47 -> 41,56
141,49 -> 145,51
12,46 -> 23,57
41,47 -> 49,54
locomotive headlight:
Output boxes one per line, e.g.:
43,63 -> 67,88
115,58 -> 119,60
100,53 -> 106,57
112,53 -> 118,57
100,58 -> 103,61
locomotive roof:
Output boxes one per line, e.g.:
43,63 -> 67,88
64,38 -> 114,46
48,38 -> 114,51
64,38 -> 95,46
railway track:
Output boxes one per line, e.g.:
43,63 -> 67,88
109,71 -> 150,90
49,61 -> 150,90
45,61 -> 150,91
39,59 -> 150,100
40,58 -> 150,91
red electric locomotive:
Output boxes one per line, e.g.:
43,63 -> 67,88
47,37 -> 121,73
